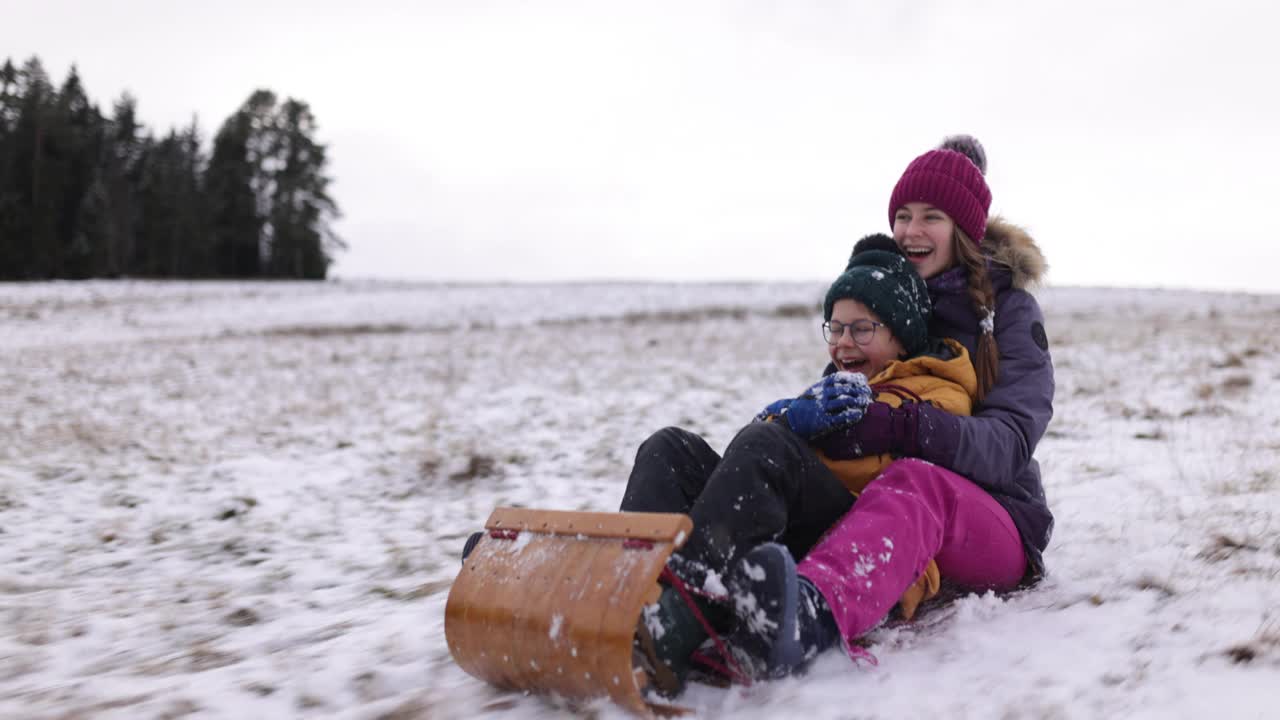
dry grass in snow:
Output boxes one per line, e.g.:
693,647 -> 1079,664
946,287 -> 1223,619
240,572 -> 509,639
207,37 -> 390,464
1,280 -> 1278,719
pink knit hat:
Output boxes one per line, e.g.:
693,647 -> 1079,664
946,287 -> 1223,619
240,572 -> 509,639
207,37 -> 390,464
887,136 -> 991,244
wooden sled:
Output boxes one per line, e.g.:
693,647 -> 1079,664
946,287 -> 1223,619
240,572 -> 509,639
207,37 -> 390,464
444,506 -> 694,717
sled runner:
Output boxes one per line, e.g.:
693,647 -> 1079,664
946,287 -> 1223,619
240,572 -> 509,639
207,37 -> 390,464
444,506 -> 694,717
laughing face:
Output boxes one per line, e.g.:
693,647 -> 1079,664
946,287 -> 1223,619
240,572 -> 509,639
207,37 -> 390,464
892,202 -> 957,280
827,298 -> 906,379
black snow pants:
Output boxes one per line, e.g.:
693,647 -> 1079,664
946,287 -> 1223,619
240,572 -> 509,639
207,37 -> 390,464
619,421 -> 855,591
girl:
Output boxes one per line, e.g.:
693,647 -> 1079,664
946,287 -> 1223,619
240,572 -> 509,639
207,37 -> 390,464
726,135 -> 1054,680
624,239 -> 978,693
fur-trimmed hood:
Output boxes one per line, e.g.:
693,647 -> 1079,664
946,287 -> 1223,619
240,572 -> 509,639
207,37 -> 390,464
985,216 -> 1047,290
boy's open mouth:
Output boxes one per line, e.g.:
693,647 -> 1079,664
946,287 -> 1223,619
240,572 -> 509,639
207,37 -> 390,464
837,357 -> 869,372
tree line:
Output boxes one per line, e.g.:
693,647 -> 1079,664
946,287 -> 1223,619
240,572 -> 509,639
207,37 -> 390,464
0,56 -> 342,281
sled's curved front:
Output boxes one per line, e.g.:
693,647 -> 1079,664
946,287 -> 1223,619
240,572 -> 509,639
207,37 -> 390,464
444,507 -> 693,717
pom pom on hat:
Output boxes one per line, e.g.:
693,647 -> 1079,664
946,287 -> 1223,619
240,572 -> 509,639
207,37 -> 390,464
824,236 -> 931,357
849,232 -> 900,260
938,134 -> 987,176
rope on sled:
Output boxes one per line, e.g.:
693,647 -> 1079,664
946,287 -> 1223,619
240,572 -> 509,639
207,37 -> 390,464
659,566 -> 753,687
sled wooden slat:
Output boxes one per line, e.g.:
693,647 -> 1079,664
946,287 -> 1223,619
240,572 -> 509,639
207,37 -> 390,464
487,506 -> 693,542
444,507 -> 693,717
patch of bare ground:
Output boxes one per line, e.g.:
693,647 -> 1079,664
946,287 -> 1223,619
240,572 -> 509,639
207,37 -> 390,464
261,323 -> 413,338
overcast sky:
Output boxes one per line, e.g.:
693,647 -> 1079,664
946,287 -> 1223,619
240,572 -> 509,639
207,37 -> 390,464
5,1 -> 1277,291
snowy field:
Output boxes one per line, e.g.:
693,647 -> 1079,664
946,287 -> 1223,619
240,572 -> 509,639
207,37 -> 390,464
2,280 -> 1279,719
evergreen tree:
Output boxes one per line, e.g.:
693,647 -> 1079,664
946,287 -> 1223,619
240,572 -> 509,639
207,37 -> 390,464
8,58 -> 58,279
136,120 -> 210,276
0,59 -> 21,274
206,91 -> 273,277
206,90 -> 342,279
57,66 -> 107,279
93,93 -> 144,276
267,98 -> 341,279
175,120 -> 213,275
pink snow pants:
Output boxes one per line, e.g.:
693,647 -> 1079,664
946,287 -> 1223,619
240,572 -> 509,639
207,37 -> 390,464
798,458 -> 1026,650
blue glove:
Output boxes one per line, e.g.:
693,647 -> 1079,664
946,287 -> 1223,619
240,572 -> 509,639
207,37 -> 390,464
755,398 -> 793,422
811,372 -> 874,415
781,372 -> 873,439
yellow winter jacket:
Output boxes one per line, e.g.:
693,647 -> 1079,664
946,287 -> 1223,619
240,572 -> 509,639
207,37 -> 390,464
818,338 -> 977,620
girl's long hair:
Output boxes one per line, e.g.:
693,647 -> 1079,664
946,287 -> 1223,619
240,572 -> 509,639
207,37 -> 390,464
952,226 -> 998,402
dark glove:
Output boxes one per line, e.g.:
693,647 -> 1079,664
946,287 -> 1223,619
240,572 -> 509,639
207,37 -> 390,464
843,401 -> 919,456
780,372 -> 873,439
755,398 -> 793,422
814,400 -> 961,464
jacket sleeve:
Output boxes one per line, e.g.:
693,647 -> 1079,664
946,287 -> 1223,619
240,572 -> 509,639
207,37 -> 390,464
927,290 -> 1054,495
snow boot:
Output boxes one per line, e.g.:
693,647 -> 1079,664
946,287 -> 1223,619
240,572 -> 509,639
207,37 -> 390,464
634,585 -> 711,697
460,530 -> 483,563
726,542 -> 840,679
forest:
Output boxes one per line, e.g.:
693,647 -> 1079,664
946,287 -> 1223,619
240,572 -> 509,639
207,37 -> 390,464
0,56 -> 341,281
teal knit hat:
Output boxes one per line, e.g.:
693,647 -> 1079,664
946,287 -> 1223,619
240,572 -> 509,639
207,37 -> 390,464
823,234 -> 931,356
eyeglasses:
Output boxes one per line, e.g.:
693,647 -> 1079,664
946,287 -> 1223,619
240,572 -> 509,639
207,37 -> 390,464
822,319 -> 886,346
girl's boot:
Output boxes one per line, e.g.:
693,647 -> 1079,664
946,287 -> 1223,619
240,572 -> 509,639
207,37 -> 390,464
726,542 -> 840,679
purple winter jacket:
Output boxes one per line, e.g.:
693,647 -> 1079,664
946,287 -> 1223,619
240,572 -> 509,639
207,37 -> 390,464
926,219 -> 1054,576
820,218 -> 1055,577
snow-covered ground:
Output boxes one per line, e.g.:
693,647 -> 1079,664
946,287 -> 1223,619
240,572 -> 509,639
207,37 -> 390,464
2,280 -> 1278,719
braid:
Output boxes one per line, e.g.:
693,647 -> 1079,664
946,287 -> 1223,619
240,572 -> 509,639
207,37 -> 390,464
953,227 -> 998,402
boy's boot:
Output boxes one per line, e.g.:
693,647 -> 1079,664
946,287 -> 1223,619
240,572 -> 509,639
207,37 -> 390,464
635,585 -> 711,697
726,542 -> 840,679
460,531 -> 483,563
